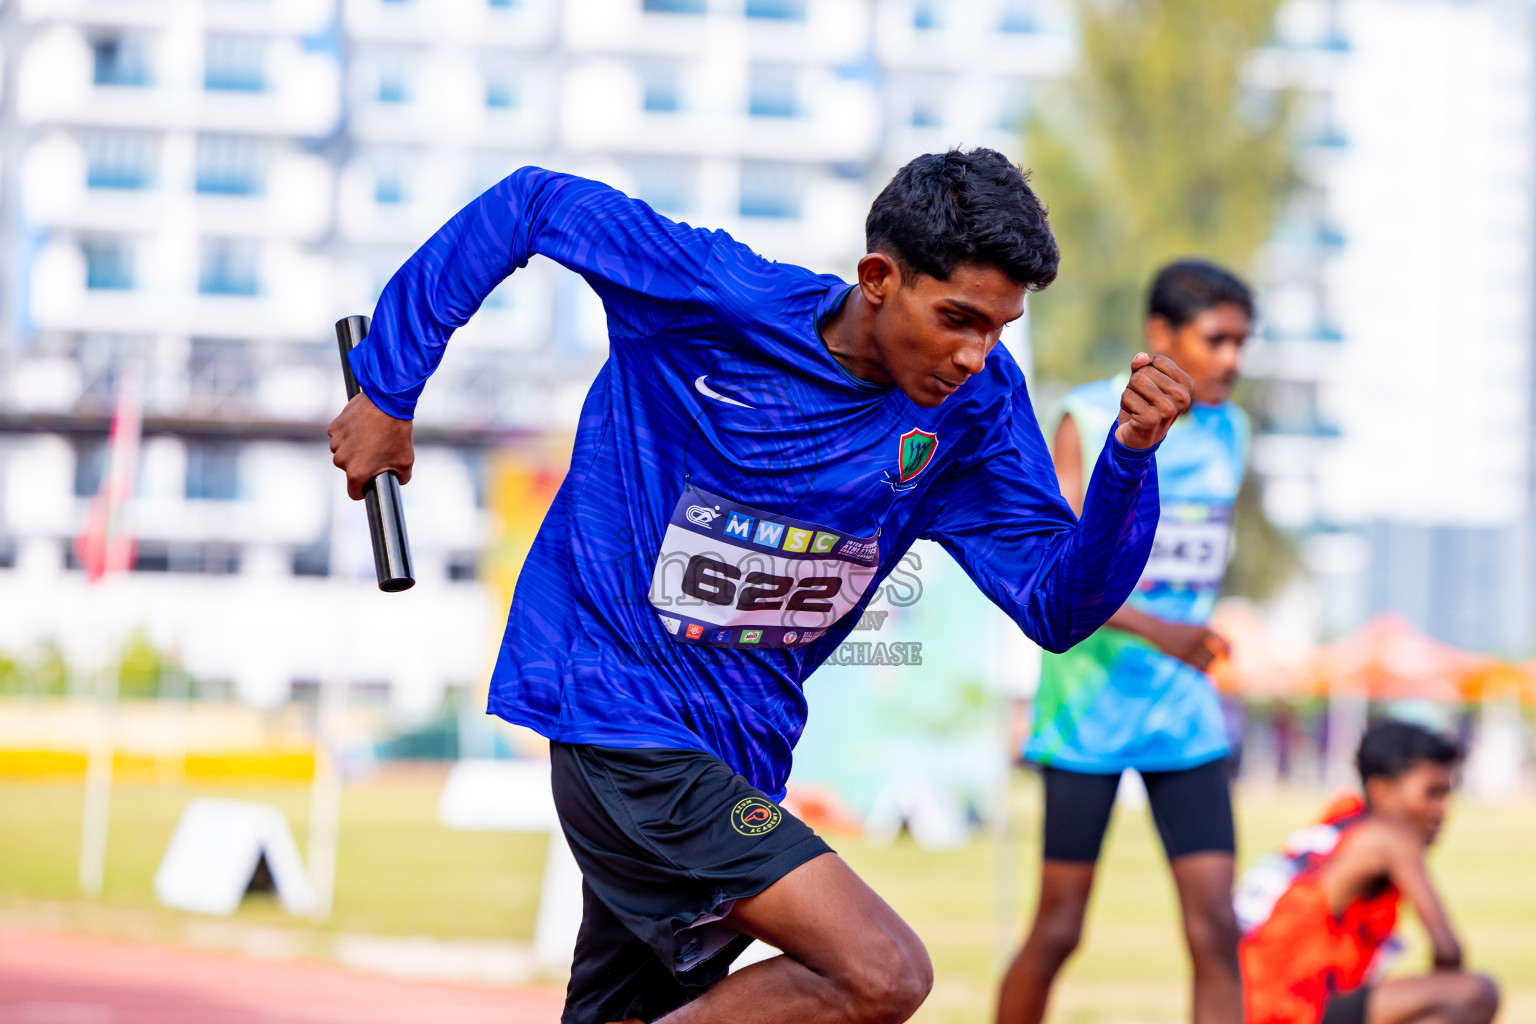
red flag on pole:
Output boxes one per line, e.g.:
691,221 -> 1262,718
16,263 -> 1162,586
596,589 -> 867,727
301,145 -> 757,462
75,365 -> 142,582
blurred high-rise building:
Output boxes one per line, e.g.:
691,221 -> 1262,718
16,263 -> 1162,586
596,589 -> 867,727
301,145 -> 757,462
0,0 -> 1071,710
1245,0 -> 1536,653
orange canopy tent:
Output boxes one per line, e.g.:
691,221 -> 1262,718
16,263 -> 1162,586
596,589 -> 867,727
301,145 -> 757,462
1211,609 -> 1521,704
1208,601 -> 1313,697
1309,614 -> 1493,704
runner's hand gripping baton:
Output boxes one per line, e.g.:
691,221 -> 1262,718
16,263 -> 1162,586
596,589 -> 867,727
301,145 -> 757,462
335,315 -> 415,593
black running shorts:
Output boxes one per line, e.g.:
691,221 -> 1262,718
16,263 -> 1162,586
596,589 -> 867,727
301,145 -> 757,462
550,742 -> 832,1024
1040,756 -> 1235,863
1321,986 -> 1372,1024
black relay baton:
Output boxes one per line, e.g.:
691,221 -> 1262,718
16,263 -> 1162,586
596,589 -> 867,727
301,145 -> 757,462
335,315 -> 415,593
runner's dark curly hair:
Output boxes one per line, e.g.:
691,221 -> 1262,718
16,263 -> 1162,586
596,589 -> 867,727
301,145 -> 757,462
866,148 -> 1059,290
1357,719 -> 1461,783
1148,259 -> 1254,328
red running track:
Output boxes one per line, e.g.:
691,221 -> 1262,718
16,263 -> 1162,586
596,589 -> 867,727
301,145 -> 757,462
0,929 -> 565,1024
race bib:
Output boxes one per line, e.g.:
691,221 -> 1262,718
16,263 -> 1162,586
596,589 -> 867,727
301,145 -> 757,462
1141,504 -> 1232,586
648,484 -> 880,649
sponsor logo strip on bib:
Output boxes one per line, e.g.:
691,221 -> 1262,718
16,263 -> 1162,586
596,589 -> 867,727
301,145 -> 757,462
649,484 -> 879,649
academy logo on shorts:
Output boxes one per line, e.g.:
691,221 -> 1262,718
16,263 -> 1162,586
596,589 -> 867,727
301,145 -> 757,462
658,615 -> 682,635
730,796 -> 782,836
782,631 -> 798,644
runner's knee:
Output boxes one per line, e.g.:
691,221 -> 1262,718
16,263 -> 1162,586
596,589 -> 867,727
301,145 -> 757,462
1456,972 -> 1499,1024
1425,970 -> 1500,1024
834,932 -> 933,1024
1182,902 -> 1240,968
1027,910 -> 1084,970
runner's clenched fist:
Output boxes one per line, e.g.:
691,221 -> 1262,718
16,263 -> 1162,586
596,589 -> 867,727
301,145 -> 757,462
1115,352 -> 1194,449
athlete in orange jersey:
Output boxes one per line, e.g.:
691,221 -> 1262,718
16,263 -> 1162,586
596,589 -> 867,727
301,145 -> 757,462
1238,721 -> 1497,1024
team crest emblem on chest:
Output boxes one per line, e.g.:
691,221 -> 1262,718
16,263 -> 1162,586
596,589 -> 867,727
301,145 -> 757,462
897,428 -> 939,484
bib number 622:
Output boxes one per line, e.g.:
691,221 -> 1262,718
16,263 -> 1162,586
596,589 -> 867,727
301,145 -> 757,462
681,554 -> 842,612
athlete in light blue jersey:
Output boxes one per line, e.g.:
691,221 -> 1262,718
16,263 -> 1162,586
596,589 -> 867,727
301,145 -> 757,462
329,150 -> 1195,1024
998,261 -> 1254,1024
1028,372 -> 1248,771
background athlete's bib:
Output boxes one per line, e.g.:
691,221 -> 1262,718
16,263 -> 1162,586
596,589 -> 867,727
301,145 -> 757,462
1142,502 -> 1233,588
1027,376 -> 1250,772
648,484 -> 880,649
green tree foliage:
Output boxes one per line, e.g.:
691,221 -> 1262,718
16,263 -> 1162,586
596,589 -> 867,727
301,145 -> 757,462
1026,0 -> 1299,597
117,631 -> 197,699
1028,0 -> 1294,383
0,643 -> 70,697
118,630 -> 167,698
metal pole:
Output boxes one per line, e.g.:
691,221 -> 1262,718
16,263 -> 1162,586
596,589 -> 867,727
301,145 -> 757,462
307,673 -> 346,922
78,660 -> 119,897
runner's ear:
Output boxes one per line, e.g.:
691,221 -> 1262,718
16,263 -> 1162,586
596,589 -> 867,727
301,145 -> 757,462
857,252 -> 900,303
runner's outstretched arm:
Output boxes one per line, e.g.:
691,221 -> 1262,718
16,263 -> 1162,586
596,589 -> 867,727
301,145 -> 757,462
348,167 -> 717,421
925,354 -> 1190,653
330,168 -> 716,494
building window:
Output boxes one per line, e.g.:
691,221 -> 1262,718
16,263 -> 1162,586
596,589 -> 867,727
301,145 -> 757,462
188,339 -> 254,410
482,278 -> 515,310
485,81 -> 515,109
627,157 -> 698,215
132,542 -> 242,574
375,156 -> 409,204
83,132 -> 156,190
911,92 -> 941,128
639,63 -> 681,113
999,0 -> 1035,33
196,135 -> 265,195
204,34 -> 267,92
644,0 -> 706,12
748,64 -> 798,118
377,62 -> 410,104
485,68 -> 518,109
184,443 -> 241,501
84,239 -> 134,290
291,539 -> 330,577
485,77 -> 516,110
739,161 -> 801,219
198,239 -> 260,296
995,82 -> 1028,131
73,438 -> 108,497
745,0 -> 806,19
92,35 -> 150,87
913,0 -> 940,30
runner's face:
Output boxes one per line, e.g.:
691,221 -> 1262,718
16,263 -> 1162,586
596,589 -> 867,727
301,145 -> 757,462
874,262 -> 1026,409
1147,303 -> 1250,406
1373,762 -> 1454,845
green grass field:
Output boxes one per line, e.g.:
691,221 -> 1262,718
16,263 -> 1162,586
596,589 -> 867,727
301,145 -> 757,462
1,769 -> 1531,1024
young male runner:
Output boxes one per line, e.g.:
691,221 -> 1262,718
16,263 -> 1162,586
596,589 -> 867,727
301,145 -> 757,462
328,148 -> 1193,1024
1238,720 -> 1498,1024
997,261 -> 1253,1024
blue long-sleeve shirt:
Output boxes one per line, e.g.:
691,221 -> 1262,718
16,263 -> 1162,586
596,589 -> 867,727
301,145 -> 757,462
352,167 -> 1161,798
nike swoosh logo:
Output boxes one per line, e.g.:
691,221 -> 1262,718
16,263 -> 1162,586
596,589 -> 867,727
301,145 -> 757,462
694,375 -> 753,409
